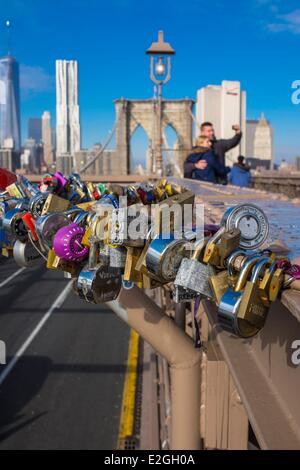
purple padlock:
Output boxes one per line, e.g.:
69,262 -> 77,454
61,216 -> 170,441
286,264 -> 300,280
53,223 -> 89,262
54,172 -> 68,194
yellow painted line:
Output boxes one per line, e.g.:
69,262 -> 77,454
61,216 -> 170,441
117,329 -> 139,448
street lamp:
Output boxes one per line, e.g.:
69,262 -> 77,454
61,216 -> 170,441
146,31 -> 175,175
146,30 -> 175,98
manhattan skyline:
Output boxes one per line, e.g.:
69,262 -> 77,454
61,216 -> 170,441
1,0 -> 300,163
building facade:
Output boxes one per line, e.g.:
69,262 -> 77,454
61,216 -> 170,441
246,113 -> 273,168
28,117 -> 42,143
42,111 -> 53,168
0,55 -> 21,151
196,80 -> 246,166
56,60 -> 81,158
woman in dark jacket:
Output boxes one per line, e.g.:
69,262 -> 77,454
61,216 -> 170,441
184,136 -> 230,183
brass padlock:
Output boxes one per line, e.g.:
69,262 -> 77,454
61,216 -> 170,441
219,228 -> 241,267
259,261 -> 276,306
41,194 -> 70,215
209,250 -> 246,304
124,247 -> 143,283
203,226 -> 225,266
238,258 -> 270,329
269,267 -> 284,302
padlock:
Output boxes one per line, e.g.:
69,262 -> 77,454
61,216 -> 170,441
259,261 -> 277,306
109,246 -> 127,269
218,228 -> 241,267
203,226 -> 225,266
47,249 -> 80,276
22,212 -> 39,242
124,247 -> 143,283
146,235 -> 187,283
35,212 -> 69,249
268,266 -> 284,302
238,258 -> 271,329
3,208 -> 27,243
218,255 -> 263,337
174,238 -> 213,299
29,192 -> 49,218
203,227 -> 241,267
75,264 -> 122,304
13,239 -> 42,268
41,193 -> 70,215
53,223 -> 89,262
109,204 -> 149,247
171,285 -> 200,303
6,182 -> 26,199
18,175 -> 40,199
210,250 -> 247,304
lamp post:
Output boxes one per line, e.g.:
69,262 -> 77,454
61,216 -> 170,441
146,31 -> 175,175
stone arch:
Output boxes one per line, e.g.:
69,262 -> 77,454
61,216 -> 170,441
113,98 -> 194,175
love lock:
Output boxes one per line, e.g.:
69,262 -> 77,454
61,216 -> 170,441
75,265 -> 122,304
53,223 -> 89,262
146,235 -> 187,283
218,255 -> 262,337
35,212 -> 70,249
13,239 -> 42,268
174,237 -> 214,302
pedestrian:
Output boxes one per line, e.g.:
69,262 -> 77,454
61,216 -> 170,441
184,136 -> 230,183
229,156 -> 251,188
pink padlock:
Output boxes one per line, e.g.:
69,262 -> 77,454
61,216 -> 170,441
53,223 -> 89,262
286,264 -> 300,280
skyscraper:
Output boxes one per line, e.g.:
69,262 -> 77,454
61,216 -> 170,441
246,114 -> 273,168
196,80 -> 246,166
28,117 -> 42,142
42,111 -> 53,167
56,60 -> 81,157
0,55 -> 21,150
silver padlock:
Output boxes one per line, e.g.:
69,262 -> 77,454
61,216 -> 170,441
13,239 -> 42,267
29,192 -> 49,218
75,264 -> 122,304
109,246 -> 127,269
35,212 -> 69,249
146,235 -> 187,283
171,285 -> 200,304
110,205 -> 149,247
218,256 -> 266,337
3,208 -> 28,243
174,238 -> 214,299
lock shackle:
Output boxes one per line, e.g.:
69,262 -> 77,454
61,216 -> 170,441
227,250 -> 247,276
251,257 -> 271,284
234,255 -> 262,292
191,237 -> 208,261
206,226 -> 226,247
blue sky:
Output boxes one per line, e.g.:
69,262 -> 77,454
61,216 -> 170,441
1,0 -> 300,163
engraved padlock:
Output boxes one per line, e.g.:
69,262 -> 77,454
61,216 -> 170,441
13,239 -> 42,268
174,238 -> 214,300
75,264 -> 122,304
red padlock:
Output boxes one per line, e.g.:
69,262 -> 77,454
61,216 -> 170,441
0,168 -> 17,190
22,213 -> 39,242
